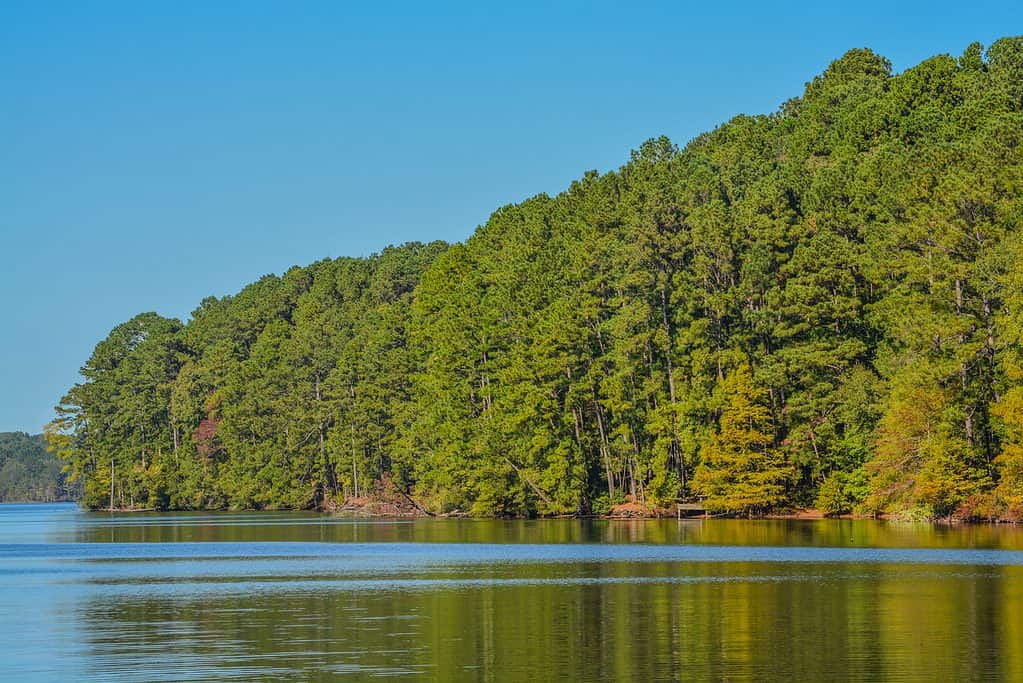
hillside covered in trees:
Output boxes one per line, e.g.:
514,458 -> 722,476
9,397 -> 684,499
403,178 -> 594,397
49,38 -> 1023,520
0,432 -> 76,503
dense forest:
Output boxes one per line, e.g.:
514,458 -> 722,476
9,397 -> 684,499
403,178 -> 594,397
48,39 -> 1023,519
0,432 -> 76,502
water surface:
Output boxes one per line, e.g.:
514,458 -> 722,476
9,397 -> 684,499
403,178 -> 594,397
2,503 -> 1022,681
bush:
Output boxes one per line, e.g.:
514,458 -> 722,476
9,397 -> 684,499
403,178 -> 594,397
590,492 -> 626,516
815,473 -> 853,516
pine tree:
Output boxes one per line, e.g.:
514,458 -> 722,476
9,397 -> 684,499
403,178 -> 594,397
692,364 -> 791,515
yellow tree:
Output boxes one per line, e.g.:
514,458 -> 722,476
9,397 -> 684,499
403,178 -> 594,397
863,363 -> 989,519
992,238 -> 1023,518
693,364 -> 791,515
991,388 -> 1023,517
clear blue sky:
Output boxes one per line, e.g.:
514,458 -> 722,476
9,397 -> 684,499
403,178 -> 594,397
1,1 -> 1020,433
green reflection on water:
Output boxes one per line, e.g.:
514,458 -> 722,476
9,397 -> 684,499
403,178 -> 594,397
3,504 -> 1023,682
75,564 -> 1023,682
56,511 -> 1023,551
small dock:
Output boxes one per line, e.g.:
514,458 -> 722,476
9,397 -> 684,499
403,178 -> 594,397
676,503 -> 706,518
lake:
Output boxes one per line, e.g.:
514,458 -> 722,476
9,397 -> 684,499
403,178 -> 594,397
2,503 -> 1023,681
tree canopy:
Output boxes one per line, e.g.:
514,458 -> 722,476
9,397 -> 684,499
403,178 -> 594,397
48,38 -> 1023,519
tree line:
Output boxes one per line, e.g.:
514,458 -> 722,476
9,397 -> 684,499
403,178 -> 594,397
48,38 -> 1023,519
0,432 -> 77,502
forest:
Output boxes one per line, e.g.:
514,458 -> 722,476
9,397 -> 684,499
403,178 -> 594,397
0,432 -> 76,503
47,38 -> 1023,520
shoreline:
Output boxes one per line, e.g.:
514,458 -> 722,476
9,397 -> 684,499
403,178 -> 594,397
67,499 -> 1023,525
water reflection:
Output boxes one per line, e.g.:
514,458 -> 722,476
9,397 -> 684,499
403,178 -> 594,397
2,504 -> 1023,682
67,566 -> 1023,682
35,508 -> 1023,550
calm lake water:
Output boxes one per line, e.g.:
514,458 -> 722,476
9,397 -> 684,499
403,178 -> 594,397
3,504 -> 1023,681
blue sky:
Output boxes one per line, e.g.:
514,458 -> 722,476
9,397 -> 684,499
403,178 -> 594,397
2,0 -> 1021,433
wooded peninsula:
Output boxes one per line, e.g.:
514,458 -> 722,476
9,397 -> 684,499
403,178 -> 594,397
48,39 -> 1023,520
0,432 -> 75,503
